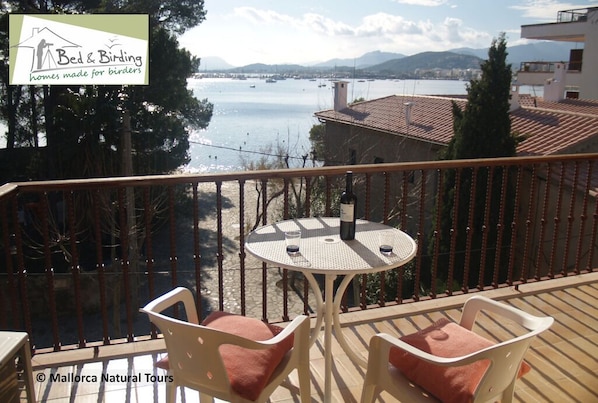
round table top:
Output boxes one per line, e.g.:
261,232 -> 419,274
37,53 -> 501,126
245,217 -> 417,275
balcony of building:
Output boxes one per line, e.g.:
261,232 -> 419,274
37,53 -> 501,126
515,50 -> 582,96
521,8 -> 591,42
2,153 -> 598,402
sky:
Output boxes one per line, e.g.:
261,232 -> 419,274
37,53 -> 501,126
178,0 -> 598,67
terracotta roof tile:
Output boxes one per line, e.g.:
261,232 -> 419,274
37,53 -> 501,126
315,95 -> 466,146
314,94 -> 598,156
518,95 -> 598,115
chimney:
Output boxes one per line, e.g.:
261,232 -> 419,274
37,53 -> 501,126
543,62 -> 566,102
404,102 -> 414,126
333,81 -> 348,111
509,84 -> 520,111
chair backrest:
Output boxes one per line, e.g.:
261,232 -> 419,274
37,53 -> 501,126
140,287 -> 281,398
144,309 -> 235,396
142,288 -> 311,403
460,296 -> 554,402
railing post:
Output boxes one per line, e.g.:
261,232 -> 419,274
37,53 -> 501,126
65,191 -> 85,348
238,180 -> 246,317
260,179 -> 268,323
92,189 -> 110,345
12,196 -> 33,345
215,181 -> 224,312
117,188 -> 134,342
1,200 -> 19,329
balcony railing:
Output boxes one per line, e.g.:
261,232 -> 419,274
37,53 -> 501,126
519,61 -> 558,73
518,60 -> 584,73
1,154 -> 597,354
557,8 -> 589,23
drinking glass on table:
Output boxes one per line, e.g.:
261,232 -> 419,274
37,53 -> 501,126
379,231 -> 394,256
285,230 -> 301,255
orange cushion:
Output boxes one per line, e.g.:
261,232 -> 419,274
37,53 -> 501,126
156,311 -> 294,401
389,318 -> 531,403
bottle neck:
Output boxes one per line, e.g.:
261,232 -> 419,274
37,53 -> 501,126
345,172 -> 353,193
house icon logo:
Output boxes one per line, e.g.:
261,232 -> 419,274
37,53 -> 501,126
14,27 -> 81,72
9,14 -> 149,85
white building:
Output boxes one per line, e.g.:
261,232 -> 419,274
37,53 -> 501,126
517,7 -> 598,101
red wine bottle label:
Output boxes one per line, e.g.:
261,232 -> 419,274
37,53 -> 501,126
340,203 -> 354,222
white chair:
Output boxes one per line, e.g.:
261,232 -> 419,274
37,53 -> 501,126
360,295 -> 554,403
140,287 -> 311,403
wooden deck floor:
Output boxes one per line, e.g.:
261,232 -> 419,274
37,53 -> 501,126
29,271 -> 598,402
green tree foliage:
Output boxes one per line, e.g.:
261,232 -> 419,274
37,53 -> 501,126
445,34 -> 515,160
431,33 -> 517,291
308,123 -> 325,163
0,0 -> 212,179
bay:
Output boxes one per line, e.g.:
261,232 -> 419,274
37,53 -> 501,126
186,77 -> 470,173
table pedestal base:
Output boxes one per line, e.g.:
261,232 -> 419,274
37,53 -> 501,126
302,272 -> 367,402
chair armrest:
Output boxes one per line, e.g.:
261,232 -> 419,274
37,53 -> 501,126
261,315 -> 309,344
214,315 -> 309,351
140,287 -> 199,324
153,315 -> 309,352
459,295 -> 553,333
261,315 -> 309,346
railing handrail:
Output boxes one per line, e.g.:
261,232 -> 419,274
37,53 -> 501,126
2,153 -> 597,195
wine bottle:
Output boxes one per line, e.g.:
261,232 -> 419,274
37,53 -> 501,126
340,171 -> 357,240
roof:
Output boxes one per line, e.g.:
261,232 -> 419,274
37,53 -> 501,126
314,94 -> 598,156
518,96 -> 598,115
315,95 -> 465,146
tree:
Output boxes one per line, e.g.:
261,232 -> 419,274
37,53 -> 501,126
0,1 -> 213,337
0,0 -> 212,179
431,33 -> 517,291
308,123 -> 325,163
446,33 -> 515,160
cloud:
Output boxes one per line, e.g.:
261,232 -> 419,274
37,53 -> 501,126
445,17 -> 464,42
233,7 -> 353,36
188,6 -> 499,65
234,6 -> 295,25
303,13 -> 354,36
231,6 -> 491,52
357,13 -> 422,36
509,0 -> 597,20
393,0 -> 449,6
350,13 -> 491,55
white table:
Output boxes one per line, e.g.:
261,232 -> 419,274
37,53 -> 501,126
0,332 -> 36,403
245,217 -> 417,402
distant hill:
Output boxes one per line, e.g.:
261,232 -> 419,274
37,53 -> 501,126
313,50 -> 406,69
450,41 -> 573,68
198,42 -> 574,74
368,51 -> 482,74
198,56 -> 235,71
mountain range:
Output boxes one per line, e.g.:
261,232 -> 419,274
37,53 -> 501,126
199,41 -> 573,74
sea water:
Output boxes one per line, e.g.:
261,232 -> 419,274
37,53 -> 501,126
185,77 -> 470,173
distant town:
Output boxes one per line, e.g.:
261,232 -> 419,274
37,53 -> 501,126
193,66 -> 482,82
195,42 -> 571,82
